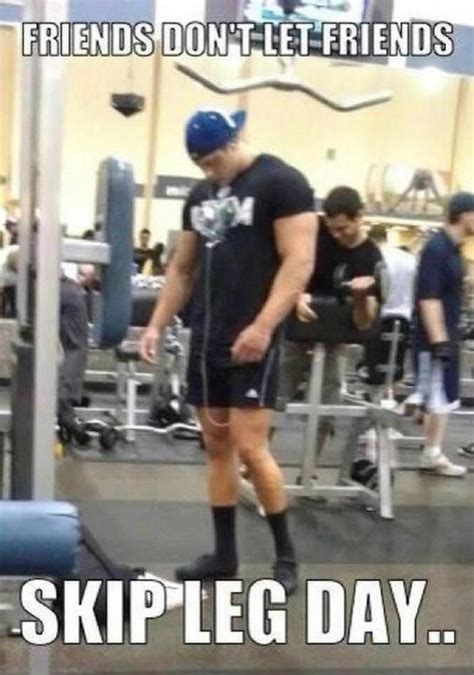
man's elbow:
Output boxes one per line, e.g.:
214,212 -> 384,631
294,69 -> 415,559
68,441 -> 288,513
353,300 -> 379,331
297,255 -> 315,288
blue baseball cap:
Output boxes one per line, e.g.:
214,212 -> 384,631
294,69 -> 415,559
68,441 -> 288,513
185,108 -> 247,160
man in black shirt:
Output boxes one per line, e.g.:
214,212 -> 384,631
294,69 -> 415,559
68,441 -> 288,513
140,108 -> 316,594
301,187 -> 382,323
412,192 -> 474,477
278,186 -> 383,457
133,228 -> 152,273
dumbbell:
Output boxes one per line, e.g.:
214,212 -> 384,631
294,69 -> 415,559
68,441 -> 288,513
57,417 -> 90,446
83,420 -> 120,452
333,261 -> 389,305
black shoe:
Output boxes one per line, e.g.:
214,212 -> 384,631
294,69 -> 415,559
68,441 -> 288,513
273,557 -> 298,596
458,443 -> 474,459
175,554 -> 238,582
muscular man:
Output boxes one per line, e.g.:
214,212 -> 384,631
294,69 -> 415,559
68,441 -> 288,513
278,186 -> 382,457
139,108 -> 316,594
414,191 -> 474,477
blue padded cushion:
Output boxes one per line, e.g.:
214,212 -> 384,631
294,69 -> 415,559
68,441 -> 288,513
93,157 -> 134,348
0,501 -> 80,577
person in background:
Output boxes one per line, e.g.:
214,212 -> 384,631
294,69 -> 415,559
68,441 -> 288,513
0,244 -> 19,318
143,242 -> 166,276
413,191 -> 474,477
278,187 -> 383,465
5,217 -> 18,245
133,228 -> 153,273
369,224 -> 416,322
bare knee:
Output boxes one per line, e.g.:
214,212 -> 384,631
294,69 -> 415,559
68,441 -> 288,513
202,428 -> 233,461
229,409 -> 273,469
233,437 -> 269,470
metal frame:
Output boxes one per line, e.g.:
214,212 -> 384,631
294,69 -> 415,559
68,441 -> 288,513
240,344 -> 398,520
62,238 -> 110,265
13,0 -> 68,499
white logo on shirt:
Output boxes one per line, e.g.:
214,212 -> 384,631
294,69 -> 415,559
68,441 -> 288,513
245,388 -> 259,399
190,196 -> 255,244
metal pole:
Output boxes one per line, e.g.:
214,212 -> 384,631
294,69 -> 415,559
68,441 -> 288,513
33,0 -> 67,499
17,0 -> 41,330
15,0 -> 67,499
142,45 -> 162,232
301,344 -> 325,488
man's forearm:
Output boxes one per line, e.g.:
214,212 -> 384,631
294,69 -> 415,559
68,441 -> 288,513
419,299 -> 448,343
352,297 -> 378,331
149,266 -> 195,330
254,256 -> 314,333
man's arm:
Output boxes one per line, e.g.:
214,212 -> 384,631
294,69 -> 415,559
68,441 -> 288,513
231,212 -> 317,363
419,299 -> 448,343
256,213 -> 317,331
148,231 -> 199,330
348,245 -> 385,330
140,231 -> 199,363
417,243 -> 448,345
352,285 -> 379,331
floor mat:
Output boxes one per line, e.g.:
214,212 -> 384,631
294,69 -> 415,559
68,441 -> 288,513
69,415 -> 474,472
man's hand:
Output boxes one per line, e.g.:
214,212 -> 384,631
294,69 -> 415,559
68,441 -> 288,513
231,322 -> 272,364
296,293 -> 318,322
139,325 -> 161,364
349,276 -> 376,298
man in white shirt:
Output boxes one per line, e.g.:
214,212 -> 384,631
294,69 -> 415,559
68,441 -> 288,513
369,225 -> 417,321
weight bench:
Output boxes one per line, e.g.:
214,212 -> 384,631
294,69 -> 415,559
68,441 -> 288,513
0,501 -> 80,635
347,315 -> 425,457
111,288 -> 199,442
240,300 -> 408,519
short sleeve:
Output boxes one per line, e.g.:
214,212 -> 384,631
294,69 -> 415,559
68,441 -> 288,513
357,243 -> 383,277
267,167 -> 314,221
182,198 -> 192,231
182,182 -> 206,231
417,243 -> 445,299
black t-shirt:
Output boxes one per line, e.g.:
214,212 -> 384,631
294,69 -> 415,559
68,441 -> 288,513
133,247 -> 152,273
182,154 -> 314,358
308,216 -> 382,295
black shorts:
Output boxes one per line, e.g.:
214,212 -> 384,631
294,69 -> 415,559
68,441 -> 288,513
186,346 -> 279,409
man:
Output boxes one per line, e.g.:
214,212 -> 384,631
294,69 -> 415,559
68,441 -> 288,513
57,274 -> 90,418
5,217 -> 18,245
369,224 -> 416,322
278,186 -> 383,460
413,191 -> 474,477
133,227 -> 152,273
139,108 -> 316,594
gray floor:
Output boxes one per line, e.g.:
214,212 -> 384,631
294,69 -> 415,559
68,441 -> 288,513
68,414 -> 474,472
1,392 -> 474,674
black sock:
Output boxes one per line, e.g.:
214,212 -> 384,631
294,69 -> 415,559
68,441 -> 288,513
266,510 -> 296,561
212,506 -> 237,566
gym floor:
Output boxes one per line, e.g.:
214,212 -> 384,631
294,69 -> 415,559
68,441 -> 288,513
1,398 -> 473,674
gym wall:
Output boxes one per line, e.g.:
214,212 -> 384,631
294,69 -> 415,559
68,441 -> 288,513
67,53 -> 473,243
0,29 -> 473,245
450,77 -> 474,192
